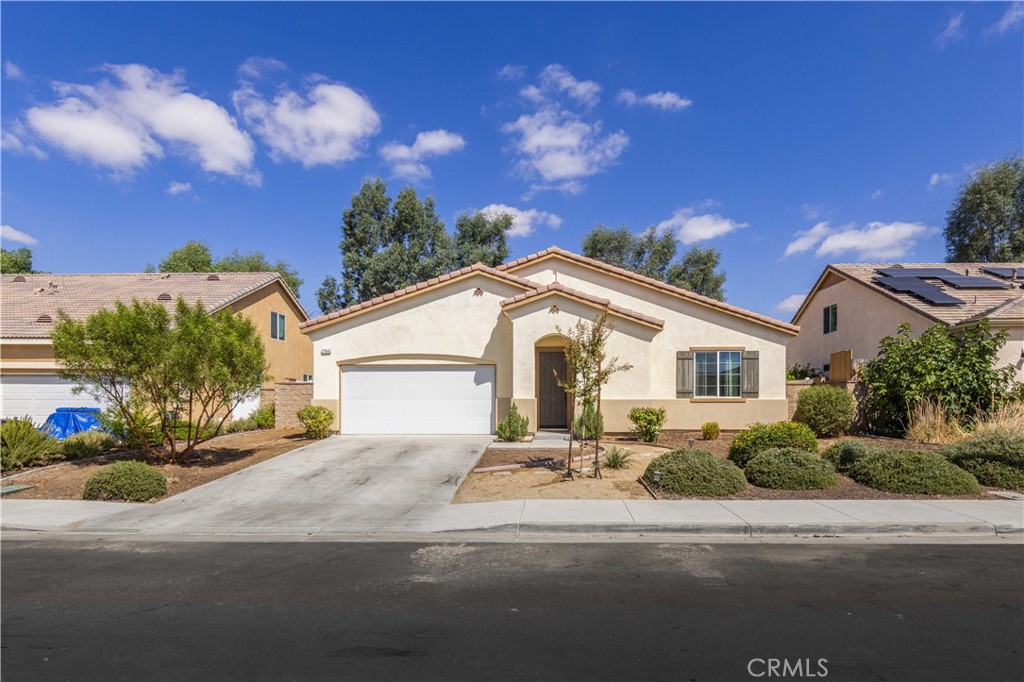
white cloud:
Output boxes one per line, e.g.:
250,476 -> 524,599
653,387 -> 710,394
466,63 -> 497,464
23,64 -> 257,182
379,129 -> 466,181
1,225 -> 39,246
928,171 -> 955,189
871,188 -> 885,200
935,13 -> 966,48
1,122 -> 46,158
166,181 -> 193,196
656,207 -> 748,244
800,202 -> 827,220
538,64 -> 601,108
478,203 -> 562,237
616,89 -> 692,112
984,2 -> 1023,37
815,221 -> 937,260
233,63 -> 381,168
783,221 -> 834,257
497,64 -> 527,81
3,60 -> 26,81
775,294 -> 807,314
237,56 -> 288,80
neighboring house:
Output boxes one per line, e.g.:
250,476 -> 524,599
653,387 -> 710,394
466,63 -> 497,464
301,246 -> 798,435
1,273 -> 311,424
787,263 -> 1024,382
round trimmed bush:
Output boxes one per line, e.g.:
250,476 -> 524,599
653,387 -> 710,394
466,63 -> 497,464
794,386 -> 855,437
821,440 -> 887,473
643,449 -> 746,497
848,450 -> 980,495
745,448 -> 837,489
940,431 -> 1024,491
701,421 -> 721,441
297,405 -> 334,439
728,421 -> 818,468
83,461 -> 167,502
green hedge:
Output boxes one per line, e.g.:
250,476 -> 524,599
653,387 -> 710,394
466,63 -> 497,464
83,461 -> 167,502
643,449 -> 746,496
821,440 -> 887,474
848,450 -> 980,495
745,448 -> 837,490
728,421 -> 818,468
940,432 -> 1024,491
794,385 -> 855,437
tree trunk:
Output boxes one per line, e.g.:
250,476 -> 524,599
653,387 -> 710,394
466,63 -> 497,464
594,380 -> 602,479
566,397 -> 576,479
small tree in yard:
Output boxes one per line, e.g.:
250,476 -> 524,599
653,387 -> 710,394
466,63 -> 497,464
52,299 -> 269,463
556,311 -> 632,478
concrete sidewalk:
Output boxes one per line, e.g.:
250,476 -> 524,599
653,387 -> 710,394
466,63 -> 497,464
3,497 -> 1022,539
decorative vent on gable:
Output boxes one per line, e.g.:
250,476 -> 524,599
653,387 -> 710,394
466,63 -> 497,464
36,314 -> 53,323
206,274 -> 220,281
157,293 -> 172,302
12,275 -> 26,283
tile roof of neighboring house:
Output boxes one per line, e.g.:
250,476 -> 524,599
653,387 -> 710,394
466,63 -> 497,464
501,282 -> 666,329
957,295 -> 1024,326
795,263 -> 1024,327
497,246 -> 799,334
299,263 -> 538,330
1,272 -> 305,339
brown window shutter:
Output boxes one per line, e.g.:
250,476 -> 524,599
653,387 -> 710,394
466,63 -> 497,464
677,351 -> 694,398
741,350 -> 759,398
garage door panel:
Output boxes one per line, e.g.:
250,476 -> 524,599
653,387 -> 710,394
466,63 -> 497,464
1,375 -> 101,424
341,365 -> 494,435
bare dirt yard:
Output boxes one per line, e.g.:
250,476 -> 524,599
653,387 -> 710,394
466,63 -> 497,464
2,429 -> 308,502
455,431 -> 996,503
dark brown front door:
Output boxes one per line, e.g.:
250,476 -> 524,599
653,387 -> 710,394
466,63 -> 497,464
538,351 -> 568,428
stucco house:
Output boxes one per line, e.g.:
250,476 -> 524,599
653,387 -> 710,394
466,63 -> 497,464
1,272 -> 311,424
787,263 -> 1024,382
301,246 -> 799,435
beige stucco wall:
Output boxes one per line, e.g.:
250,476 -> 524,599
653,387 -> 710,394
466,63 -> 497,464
992,322 -> 1024,383
786,278 -> 934,372
229,282 -> 312,388
0,341 -> 58,373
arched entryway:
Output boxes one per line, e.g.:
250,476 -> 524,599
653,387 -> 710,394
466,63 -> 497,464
535,335 -> 570,429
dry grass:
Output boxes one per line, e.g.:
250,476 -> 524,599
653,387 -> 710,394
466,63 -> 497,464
973,401 -> 1024,437
905,400 -> 967,444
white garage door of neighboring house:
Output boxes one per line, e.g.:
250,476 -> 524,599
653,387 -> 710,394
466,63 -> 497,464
1,374 -> 100,425
341,365 -> 495,434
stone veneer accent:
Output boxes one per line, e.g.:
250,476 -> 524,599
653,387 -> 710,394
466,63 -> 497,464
274,381 -> 313,428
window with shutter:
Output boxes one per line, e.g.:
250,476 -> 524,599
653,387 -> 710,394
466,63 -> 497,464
676,351 -> 694,398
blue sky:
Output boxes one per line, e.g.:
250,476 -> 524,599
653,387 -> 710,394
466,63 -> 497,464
2,2 -> 1022,319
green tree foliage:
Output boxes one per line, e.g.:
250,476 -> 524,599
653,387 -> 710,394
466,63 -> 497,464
1,247 -> 34,273
581,225 -> 727,300
149,241 -> 304,299
454,211 -> 511,267
859,321 -> 1018,436
52,299 -> 269,462
944,154 -> 1024,262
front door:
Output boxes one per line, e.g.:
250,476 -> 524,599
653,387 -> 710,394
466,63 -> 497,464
538,351 -> 568,428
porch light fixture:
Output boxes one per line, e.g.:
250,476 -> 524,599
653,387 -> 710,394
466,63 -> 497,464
320,348 -> 332,356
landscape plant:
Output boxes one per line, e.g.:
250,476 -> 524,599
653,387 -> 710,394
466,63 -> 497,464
297,405 -> 334,439
61,431 -> 116,460
821,440 -> 886,473
642,449 -> 746,496
941,431 -> 1024,490
628,407 -> 667,443
573,401 -> 605,441
82,460 -> 167,502
794,385 -> 854,437
728,421 -> 818,468
744,448 -> 837,490
905,400 -> 967,444
495,403 -> 530,442
602,446 -> 632,470
701,421 -> 721,441
1,417 -> 63,470
847,450 -> 980,495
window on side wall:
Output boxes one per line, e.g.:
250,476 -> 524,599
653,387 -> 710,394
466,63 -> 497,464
822,304 -> 837,334
695,350 -> 742,398
271,311 -> 286,341
302,374 -> 313,382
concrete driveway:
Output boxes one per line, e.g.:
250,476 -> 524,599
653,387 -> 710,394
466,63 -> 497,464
77,435 -> 491,534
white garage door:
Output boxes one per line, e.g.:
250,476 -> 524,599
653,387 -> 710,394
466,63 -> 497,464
1,374 -> 101,425
341,365 -> 495,434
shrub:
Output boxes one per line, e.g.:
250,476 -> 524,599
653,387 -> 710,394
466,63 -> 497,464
98,403 -> 160,449
297,405 -> 334,439
848,450 -> 980,495
62,431 -> 116,460
787,363 -> 821,380
643,449 -> 746,496
794,386 -> 855,437
728,421 -> 818,468
701,421 -> 721,441
1,417 -> 63,470
496,404 -> 530,442
252,405 -> 275,430
745,448 -> 837,490
603,446 -> 632,470
972,402 -> 1024,438
574,401 -> 604,441
83,460 -> 167,502
941,431 -> 1024,490
821,440 -> 886,473
628,407 -> 667,443
905,400 -> 966,444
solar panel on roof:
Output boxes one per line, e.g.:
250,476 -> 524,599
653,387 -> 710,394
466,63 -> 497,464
876,267 -> 960,278
873,276 -> 964,306
937,275 -> 1010,289
983,267 -> 1019,279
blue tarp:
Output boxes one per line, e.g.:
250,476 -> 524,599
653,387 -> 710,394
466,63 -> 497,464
42,407 -> 103,440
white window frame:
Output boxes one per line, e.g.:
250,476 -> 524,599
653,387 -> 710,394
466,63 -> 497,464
695,350 -> 742,398
271,311 -> 286,341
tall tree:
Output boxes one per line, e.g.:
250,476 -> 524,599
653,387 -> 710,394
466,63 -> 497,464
454,211 -> 511,267
149,241 -> 303,298
582,225 -> 727,300
1,247 -> 35,273
944,154 -> 1024,262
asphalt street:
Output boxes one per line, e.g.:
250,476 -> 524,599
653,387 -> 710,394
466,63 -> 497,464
2,541 -> 1021,681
